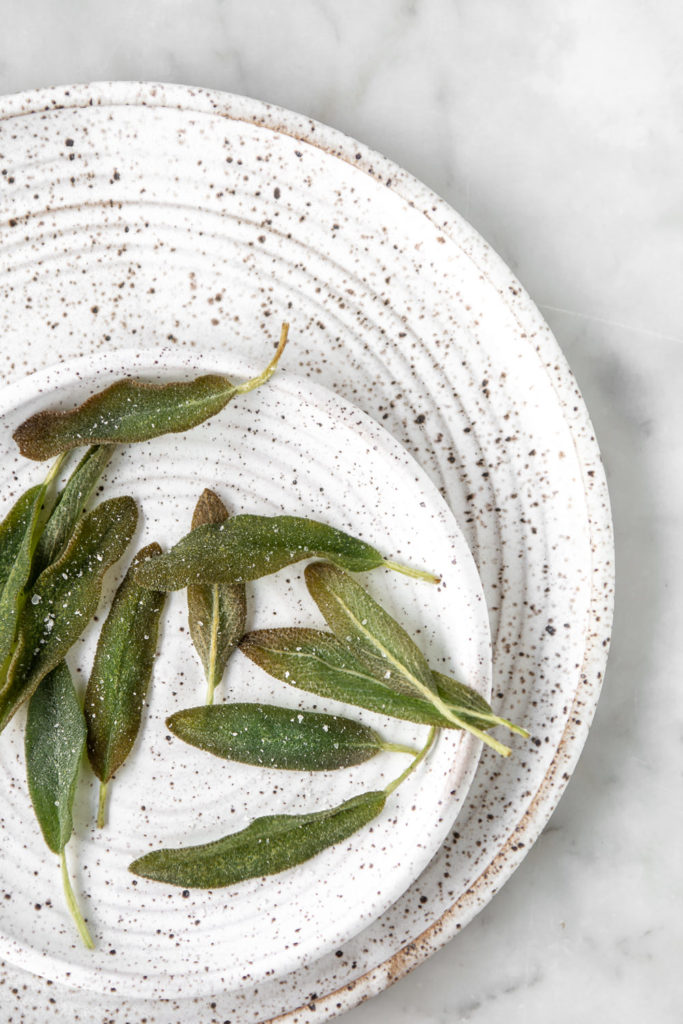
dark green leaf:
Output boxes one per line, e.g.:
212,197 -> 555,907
129,790 -> 387,888
134,515 -> 387,591
0,496 -> 138,732
13,324 -> 289,461
166,702 -> 395,771
240,628 -> 460,727
25,662 -> 86,854
85,543 -> 166,787
187,490 -> 246,704
0,457 -> 65,672
0,485 -> 47,670
13,375 -> 238,460
32,445 -> 114,581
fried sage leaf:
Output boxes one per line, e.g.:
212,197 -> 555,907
25,662 -> 94,948
166,703 -> 416,771
187,490 -> 246,705
26,663 -> 86,853
134,514 -> 438,592
129,790 -> 387,888
305,562 -> 512,756
0,455 -> 66,673
13,324 -> 289,461
85,543 -> 166,827
239,628 -> 525,738
0,496 -> 138,733
32,445 -> 114,581
240,628 -> 458,727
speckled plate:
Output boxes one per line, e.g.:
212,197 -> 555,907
0,83 -> 614,1023
0,351 -> 490,998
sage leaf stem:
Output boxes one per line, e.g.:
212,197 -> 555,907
61,850 -> 95,950
434,671 -> 529,738
384,726 -> 437,796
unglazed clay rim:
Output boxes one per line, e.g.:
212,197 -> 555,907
0,83 -> 614,1022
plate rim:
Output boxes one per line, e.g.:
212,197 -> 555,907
0,81 -> 615,1022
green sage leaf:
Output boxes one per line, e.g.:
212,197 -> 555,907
0,485 -> 47,670
187,490 -> 246,705
25,661 -> 86,854
239,628 -> 510,732
129,790 -> 387,888
134,514 -> 435,591
31,445 -> 114,581
240,628 -> 459,727
85,543 -> 166,825
166,703 -> 411,771
305,563 -> 515,756
0,456 -> 66,672
0,496 -> 138,733
25,661 -> 95,949
13,325 -> 289,461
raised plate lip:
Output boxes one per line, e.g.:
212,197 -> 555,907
0,347 -> 491,999
0,81 -> 615,1021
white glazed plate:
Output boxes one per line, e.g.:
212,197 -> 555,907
0,83 -> 614,1023
0,352 -> 491,998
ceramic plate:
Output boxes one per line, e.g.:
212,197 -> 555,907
0,351 -> 490,998
0,83 -> 614,1023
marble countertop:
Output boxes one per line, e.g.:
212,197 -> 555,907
1,1 -> 680,1021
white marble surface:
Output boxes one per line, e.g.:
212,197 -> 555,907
0,1 -> 681,1021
